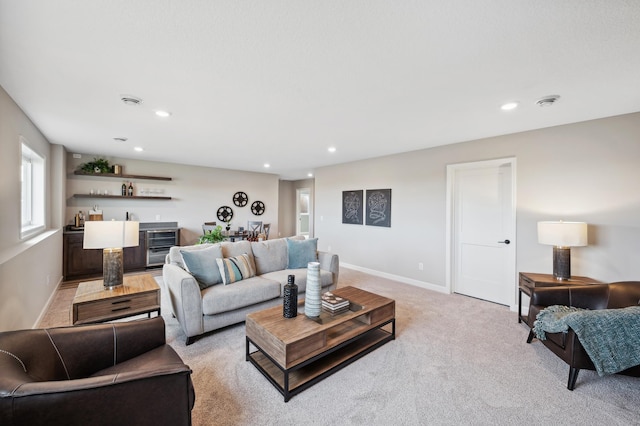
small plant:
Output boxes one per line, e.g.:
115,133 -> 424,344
198,225 -> 225,244
79,157 -> 111,174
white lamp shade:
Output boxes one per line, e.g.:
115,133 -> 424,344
83,221 -> 140,249
537,221 -> 588,247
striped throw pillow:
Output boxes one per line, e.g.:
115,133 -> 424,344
216,253 -> 256,285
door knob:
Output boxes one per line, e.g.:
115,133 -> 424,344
498,239 -> 510,244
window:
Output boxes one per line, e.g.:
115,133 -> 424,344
20,137 -> 45,238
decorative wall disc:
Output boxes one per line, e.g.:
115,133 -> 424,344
217,206 -> 234,222
251,201 -> 265,216
233,191 -> 248,207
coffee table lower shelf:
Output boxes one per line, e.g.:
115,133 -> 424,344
246,319 -> 395,402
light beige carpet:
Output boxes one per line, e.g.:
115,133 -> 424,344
40,268 -> 640,425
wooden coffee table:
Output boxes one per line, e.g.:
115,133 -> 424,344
72,274 -> 161,325
246,286 -> 395,401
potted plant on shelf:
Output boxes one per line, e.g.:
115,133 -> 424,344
198,225 -> 225,244
78,157 -> 112,174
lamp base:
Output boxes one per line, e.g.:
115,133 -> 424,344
103,248 -> 124,287
553,246 -> 571,280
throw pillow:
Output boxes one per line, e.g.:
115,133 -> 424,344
286,238 -> 318,269
216,253 -> 256,285
180,245 -> 223,289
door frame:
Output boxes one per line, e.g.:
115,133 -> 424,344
445,157 -> 517,308
296,187 -> 311,238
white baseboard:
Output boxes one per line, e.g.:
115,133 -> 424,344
33,275 -> 63,329
340,263 -> 450,295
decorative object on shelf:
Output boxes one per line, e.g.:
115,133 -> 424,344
78,157 -> 111,174
283,275 -> 298,318
121,182 -> 127,196
83,220 -> 140,287
304,262 -> 322,318
128,182 -> 134,196
537,221 -> 588,280
251,200 -> 265,216
113,164 -> 122,174
233,191 -> 249,207
217,206 -> 234,223
198,225 -> 225,244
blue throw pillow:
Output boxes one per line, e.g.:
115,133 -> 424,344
286,238 -> 318,269
180,245 -> 223,289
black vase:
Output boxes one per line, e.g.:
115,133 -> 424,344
283,275 -> 298,318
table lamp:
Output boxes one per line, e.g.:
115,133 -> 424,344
537,221 -> 588,280
83,220 -> 139,287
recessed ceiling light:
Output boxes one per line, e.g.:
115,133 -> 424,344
134,147 -> 144,152
536,95 -> 561,107
264,163 -> 270,168
328,147 -> 336,153
155,110 -> 171,118
307,173 -> 313,177
113,137 -> 128,142
121,96 -> 143,106
500,102 -> 519,111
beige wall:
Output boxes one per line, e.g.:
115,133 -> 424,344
66,155 -> 281,246
314,112 -> 640,304
0,86 -> 63,332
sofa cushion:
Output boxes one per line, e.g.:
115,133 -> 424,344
201,276 -> 281,315
221,240 -> 253,259
216,253 -> 256,285
180,245 -> 223,289
169,243 -> 220,268
286,238 -> 318,269
260,268 -> 334,293
251,239 -> 288,274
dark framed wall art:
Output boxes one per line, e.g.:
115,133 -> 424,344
365,189 -> 391,227
342,190 -> 363,224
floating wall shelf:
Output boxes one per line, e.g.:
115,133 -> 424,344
73,171 -> 172,181
73,194 -> 172,200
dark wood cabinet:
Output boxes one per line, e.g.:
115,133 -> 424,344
124,231 -> 147,271
63,231 -> 147,281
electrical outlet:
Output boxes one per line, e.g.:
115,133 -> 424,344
155,214 -> 161,221
418,262 -> 424,271
328,245 -> 332,252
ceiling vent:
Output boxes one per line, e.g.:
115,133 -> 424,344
536,95 -> 560,107
121,96 -> 143,106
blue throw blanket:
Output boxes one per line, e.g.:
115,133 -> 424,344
533,305 -> 640,376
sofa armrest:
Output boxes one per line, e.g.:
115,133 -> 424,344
318,251 -> 339,284
162,264 -> 204,338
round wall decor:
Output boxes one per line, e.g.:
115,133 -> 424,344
251,201 -> 265,216
217,206 -> 234,222
233,191 -> 248,207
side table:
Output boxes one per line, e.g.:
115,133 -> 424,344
518,272 -> 601,325
72,274 -> 161,325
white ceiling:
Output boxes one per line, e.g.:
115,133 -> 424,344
1,1 -> 639,180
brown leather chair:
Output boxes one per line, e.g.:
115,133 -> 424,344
528,281 -> 640,390
0,316 -> 195,425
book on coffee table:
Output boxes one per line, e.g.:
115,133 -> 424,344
322,292 -> 350,314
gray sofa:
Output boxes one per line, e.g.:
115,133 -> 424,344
162,237 -> 339,344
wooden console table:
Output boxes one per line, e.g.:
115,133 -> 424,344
518,272 -> 601,325
72,274 -> 161,325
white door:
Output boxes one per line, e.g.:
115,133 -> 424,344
448,159 -> 516,306
296,188 -> 310,238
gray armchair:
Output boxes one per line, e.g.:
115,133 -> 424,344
0,316 -> 195,426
